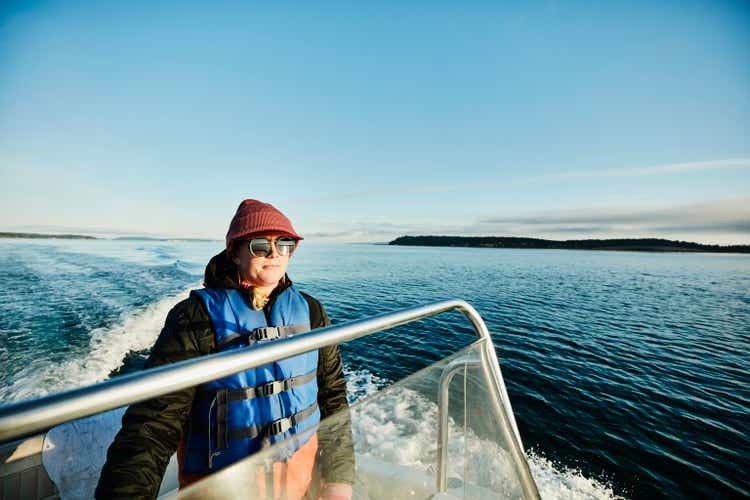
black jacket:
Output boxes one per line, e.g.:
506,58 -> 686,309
95,250 -> 355,499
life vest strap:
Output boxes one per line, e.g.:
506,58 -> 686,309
238,370 -> 318,400
217,324 -> 311,349
216,389 -> 229,449
199,370 -> 317,403
228,401 -> 319,441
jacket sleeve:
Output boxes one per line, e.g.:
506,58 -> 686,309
95,296 -> 212,499
311,301 -> 356,485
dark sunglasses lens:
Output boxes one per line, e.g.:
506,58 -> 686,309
249,239 -> 272,257
276,238 -> 295,256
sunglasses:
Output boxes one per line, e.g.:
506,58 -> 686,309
247,236 -> 296,257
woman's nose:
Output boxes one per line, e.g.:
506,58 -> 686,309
268,240 -> 280,258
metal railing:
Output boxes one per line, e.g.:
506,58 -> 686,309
0,299 -> 539,499
438,358 -> 481,492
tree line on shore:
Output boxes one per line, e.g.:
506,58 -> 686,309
389,235 -> 750,253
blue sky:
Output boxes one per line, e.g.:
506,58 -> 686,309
1,1 -> 748,244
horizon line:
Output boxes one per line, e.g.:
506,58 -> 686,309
2,230 -> 749,248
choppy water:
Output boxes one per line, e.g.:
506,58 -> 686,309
1,239 -> 748,498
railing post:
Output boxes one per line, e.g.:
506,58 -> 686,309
437,358 -> 480,493
477,341 -> 540,499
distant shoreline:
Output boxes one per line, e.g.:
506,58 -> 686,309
388,236 -> 750,254
0,232 -> 217,242
0,232 -> 97,240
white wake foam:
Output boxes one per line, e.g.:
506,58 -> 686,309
343,367 -> 623,499
1,284 -> 199,402
343,367 -> 389,404
527,451 -> 623,500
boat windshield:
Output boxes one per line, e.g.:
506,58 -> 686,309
179,340 -> 533,499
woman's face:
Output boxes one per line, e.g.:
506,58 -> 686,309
233,235 -> 291,288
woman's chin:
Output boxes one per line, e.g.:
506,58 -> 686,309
257,271 -> 284,286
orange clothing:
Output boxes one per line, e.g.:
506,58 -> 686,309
177,433 -> 319,500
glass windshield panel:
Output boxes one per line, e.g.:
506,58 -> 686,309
0,341 -> 534,499
179,341 -> 531,499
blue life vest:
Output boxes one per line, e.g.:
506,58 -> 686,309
181,284 -> 320,474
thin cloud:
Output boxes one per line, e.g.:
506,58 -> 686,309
605,158 -> 750,176
533,226 -> 613,234
304,220 -> 475,242
305,229 -> 401,239
479,196 -> 750,236
653,222 -> 750,234
297,196 -> 750,244
537,158 -> 750,181
310,158 -> 750,204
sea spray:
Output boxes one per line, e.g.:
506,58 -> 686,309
344,366 -> 621,499
1,284 -> 199,402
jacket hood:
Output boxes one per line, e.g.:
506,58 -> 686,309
203,250 -> 240,289
203,250 -> 292,295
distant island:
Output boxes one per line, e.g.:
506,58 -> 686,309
0,232 -> 219,242
389,236 -> 750,254
0,232 -> 97,240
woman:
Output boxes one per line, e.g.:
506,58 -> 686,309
96,200 -> 355,500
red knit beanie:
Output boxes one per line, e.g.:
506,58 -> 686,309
225,199 -> 303,249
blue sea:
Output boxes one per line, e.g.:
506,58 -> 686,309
1,238 -> 748,499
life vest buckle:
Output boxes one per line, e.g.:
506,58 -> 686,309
253,326 -> 280,341
268,417 -> 292,436
258,380 -> 283,397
